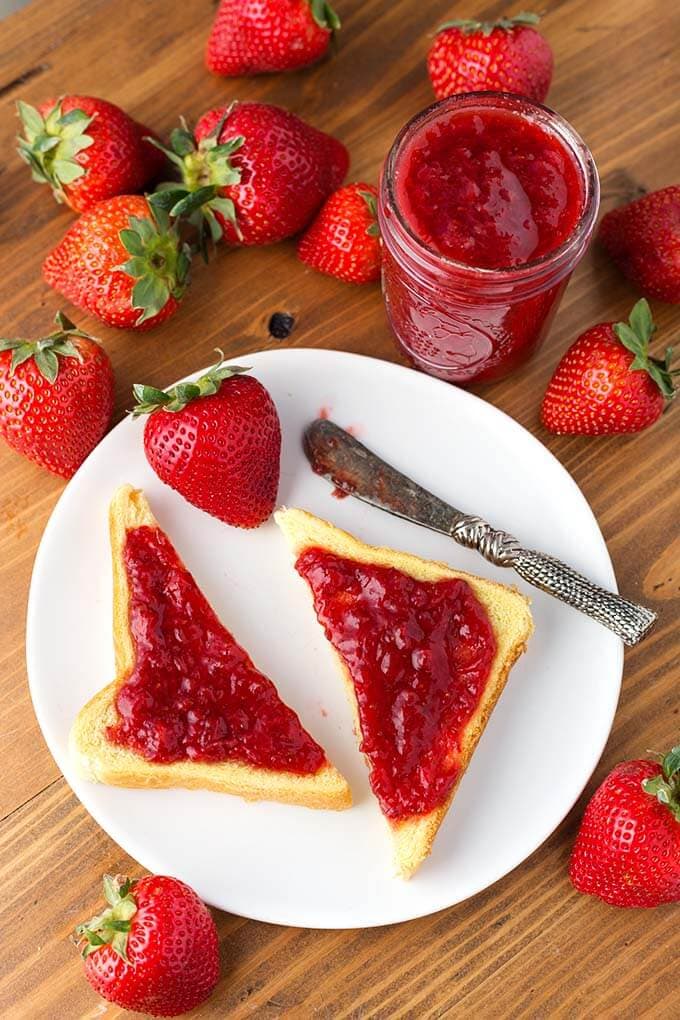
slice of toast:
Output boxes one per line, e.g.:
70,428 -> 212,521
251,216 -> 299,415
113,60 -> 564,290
69,486 -> 351,811
275,508 -> 533,875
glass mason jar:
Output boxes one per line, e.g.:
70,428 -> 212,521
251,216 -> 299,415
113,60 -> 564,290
378,93 -> 600,385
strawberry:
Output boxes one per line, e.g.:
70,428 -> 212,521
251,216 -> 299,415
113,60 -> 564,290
17,96 -> 165,213
541,299 -> 676,435
570,746 -> 680,908
43,195 -> 191,329
206,0 -> 340,76
75,874 -> 219,1016
148,102 -> 348,251
134,352 -> 281,528
297,182 -> 381,283
427,12 -> 553,102
598,185 -> 680,304
0,312 -> 114,477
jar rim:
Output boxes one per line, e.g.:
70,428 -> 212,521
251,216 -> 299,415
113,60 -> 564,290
380,92 -> 600,286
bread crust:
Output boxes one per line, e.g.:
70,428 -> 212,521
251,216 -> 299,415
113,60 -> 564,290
69,486 -> 352,811
275,507 -> 534,876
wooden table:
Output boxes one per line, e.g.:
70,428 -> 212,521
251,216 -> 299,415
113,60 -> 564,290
1,0 -> 678,1015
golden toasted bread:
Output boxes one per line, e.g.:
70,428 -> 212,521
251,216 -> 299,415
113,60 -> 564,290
69,487 -> 351,811
275,508 -> 533,875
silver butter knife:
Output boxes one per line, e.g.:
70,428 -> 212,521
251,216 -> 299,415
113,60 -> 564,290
304,418 -> 657,646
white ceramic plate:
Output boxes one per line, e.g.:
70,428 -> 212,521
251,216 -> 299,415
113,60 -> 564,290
27,349 -> 622,928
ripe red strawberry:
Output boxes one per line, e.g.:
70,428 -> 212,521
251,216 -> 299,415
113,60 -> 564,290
206,0 -> 340,76
599,185 -> 680,304
135,353 -> 281,527
148,102 -> 348,250
297,182 -> 381,283
75,874 -> 219,1016
427,12 -> 553,102
17,96 -> 165,213
0,312 -> 114,478
570,746 -> 680,908
541,300 -> 676,435
43,195 -> 191,330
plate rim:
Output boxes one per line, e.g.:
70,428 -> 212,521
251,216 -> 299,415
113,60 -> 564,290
26,347 -> 623,928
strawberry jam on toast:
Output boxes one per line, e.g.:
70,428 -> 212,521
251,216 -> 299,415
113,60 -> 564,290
70,487 -> 350,810
276,508 -> 532,875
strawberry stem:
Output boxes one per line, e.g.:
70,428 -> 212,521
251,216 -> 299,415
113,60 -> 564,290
131,350 -> 250,416
613,299 -> 676,402
0,311 -> 94,383
146,111 -> 245,260
643,745 -> 680,823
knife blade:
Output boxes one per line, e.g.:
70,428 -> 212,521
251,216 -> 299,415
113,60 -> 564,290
304,417 -> 463,536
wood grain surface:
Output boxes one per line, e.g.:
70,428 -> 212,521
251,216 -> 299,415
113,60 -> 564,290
1,0 -> 678,1015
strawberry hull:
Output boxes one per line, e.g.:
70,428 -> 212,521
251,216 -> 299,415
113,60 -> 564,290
25,96 -> 164,213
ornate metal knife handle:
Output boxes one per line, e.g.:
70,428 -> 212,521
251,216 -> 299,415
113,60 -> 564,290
451,516 -> 657,646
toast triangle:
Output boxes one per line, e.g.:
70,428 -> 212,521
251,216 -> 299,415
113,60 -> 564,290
275,507 -> 533,875
69,486 -> 351,811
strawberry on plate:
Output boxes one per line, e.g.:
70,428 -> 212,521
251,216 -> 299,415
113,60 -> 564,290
570,746 -> 680,907
298,182 -> 381,283
0,311 -> 114,477
541,299 -> 676,435
75,874 -> 219,1016
206,0 -> 340,76
598,185 -> 680,304
147,102 -> 348,251
133,351 -> 281,528
17,95 -> 164,213
427,12 -> 553,102
43,195 -> 191,329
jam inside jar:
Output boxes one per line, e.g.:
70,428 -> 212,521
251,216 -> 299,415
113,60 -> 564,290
378,93 -> 600,385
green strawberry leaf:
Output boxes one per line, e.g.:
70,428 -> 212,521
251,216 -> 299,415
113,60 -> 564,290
169,126 -> 196,157
51,159 -> 85,184
116,256 -> 151,277
34,347 -> 59,383
662,746 -> 680,781
170,185 -> 219,219
614,299 -> 676,402
133,383 -> 170,406
59,107 -> 91,130
643,745 -> 680,822
128,215 -> 157,244
309,0 -> 340,31
16,100 -> 45,140
132,276 -> 170,324
148,187 -> 191,213
131,351 -> 250,416
9,343 -> 36,372
119,229 -> 147,257
34,135 -> 61,154
54,311 -> 77,332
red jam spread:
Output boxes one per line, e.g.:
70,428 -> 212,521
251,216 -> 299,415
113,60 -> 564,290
295,548 -> 497,819
107,526 -> 326,774
398,107 -> 584,269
